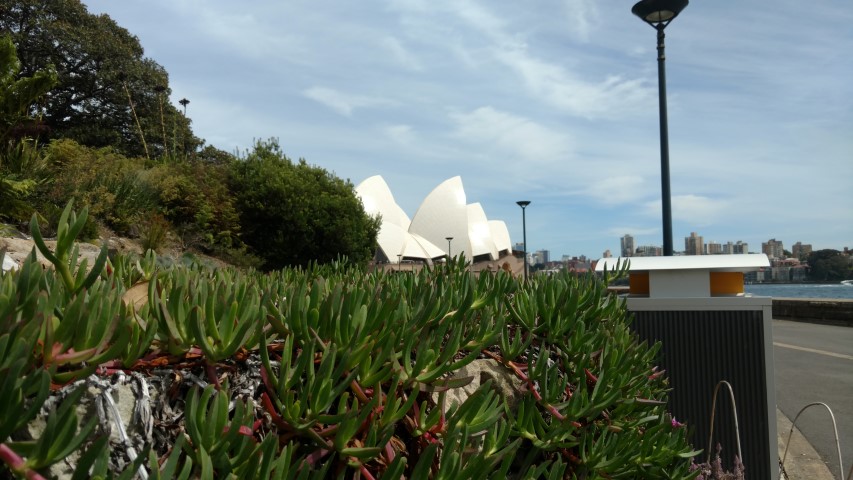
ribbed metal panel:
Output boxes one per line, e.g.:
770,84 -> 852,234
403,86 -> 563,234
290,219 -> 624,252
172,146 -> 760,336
632,310 -> 771,480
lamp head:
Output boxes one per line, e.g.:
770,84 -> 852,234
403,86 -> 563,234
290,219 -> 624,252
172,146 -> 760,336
516,200 -> 531,208
632,0 -> 688,27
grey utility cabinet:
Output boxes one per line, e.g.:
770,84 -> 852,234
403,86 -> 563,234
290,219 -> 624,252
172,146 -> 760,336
597,255 -> 777,480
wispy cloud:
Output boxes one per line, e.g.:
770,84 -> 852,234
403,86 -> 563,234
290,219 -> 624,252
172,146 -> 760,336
303,87 -> 391,117
493,48 -> 653,118
381,36 -> 423,71
383,124 -> 416,146
643,195 -> 732,226
449,107 -> 572,164
581,176 -> 647,205
563,0 -> 601,42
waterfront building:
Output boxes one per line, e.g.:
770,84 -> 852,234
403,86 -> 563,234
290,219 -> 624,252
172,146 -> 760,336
684,232 -> 704,256
771,266 -> 791,282
762,239 -> 785,260
792,242 -> 812,260
621,234 -> 635,257
355,175 -> 512,265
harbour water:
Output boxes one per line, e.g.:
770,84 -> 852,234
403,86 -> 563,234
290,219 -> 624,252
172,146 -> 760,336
744,283 -> 853,300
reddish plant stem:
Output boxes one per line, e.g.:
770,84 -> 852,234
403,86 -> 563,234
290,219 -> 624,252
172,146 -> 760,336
384,440 -> 396,463
0,444 -> 47,480
204,360 -> 222,390
359,464 -> 377,480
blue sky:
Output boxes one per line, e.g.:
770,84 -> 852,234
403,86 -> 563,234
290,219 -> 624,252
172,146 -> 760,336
84,0 -> 852,259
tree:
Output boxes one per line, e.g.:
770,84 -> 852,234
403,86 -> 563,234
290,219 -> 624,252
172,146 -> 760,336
807,249 -> 852,282
0,0 -> 200,158
229,139 -> 380,270
0,34 -> 56,222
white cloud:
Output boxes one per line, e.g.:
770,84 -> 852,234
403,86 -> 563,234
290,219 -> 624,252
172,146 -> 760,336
644,195 -> 732,226
563,0 -> 600,42
302,87 -> 391,117
449,107 -> 571,164
383,124 -> 416,145
494,47 -> 653,118
581,176 -> 647,205
381,36 -> 423,71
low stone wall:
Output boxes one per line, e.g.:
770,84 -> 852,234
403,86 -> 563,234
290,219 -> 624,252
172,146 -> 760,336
772,297 -> 853,327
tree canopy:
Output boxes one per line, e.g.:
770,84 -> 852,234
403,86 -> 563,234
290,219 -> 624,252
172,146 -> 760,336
0,0 -> 200,157
807,249 -> 852,282
229,139 -> 380,270
0,34 -> 56,221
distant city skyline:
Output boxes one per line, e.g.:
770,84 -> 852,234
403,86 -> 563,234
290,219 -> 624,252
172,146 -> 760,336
84,1 -> 853,259
607,232 -> 842,260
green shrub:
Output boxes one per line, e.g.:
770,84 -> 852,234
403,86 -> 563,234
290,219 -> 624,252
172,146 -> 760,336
0,139 -> 52,225
43,139 -> 157,234
145,159 -> 241,252
229,138 -> 380,270
139,212 -> 171,252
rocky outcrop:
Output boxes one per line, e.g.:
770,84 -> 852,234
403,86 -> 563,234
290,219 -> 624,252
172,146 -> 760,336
434,358 -> 527,412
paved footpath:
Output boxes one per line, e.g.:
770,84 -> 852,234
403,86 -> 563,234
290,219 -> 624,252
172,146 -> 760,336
778,409 -> 835,479
773,319 -> 851,479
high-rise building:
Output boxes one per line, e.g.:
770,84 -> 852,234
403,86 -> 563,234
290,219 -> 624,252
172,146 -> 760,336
602,249 -> 612,259
531,250 -> 550,266
621,234 -> 635,257
733,241 -> 749,254
762,239 -> 784,259
684,232 -> 704,256
792,242 -> 812,260
706,241 -> 722,255
636,245 -> 662,257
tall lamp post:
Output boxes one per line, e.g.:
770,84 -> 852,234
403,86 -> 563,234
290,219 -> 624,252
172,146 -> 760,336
445,237 -> 453,262
632,0 -> 688,256
516,201 -> 531,282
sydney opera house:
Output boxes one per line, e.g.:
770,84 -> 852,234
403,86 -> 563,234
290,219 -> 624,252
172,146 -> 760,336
355,176 -> 514,266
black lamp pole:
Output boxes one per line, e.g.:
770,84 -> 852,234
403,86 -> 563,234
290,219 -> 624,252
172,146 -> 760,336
632,0 -> 687,256
516,201 -> 530,282
445,237 -> 453,261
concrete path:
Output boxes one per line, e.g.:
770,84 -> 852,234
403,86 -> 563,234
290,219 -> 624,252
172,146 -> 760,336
773,319 -> 851,479
778,408 -> 836,479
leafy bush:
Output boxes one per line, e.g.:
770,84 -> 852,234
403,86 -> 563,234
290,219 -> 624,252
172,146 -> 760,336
144,159 -> 241,252
229,138 -> 381,270
0,139 -> 52,225
139,212 -> 170,252
43,139 -> 157,235
0,203 -> 701,479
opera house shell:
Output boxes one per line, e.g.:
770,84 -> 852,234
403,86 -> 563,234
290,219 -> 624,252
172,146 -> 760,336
355,176 -> 512,264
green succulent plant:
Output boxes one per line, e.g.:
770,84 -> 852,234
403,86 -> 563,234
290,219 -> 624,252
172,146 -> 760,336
1,202 -> 701,479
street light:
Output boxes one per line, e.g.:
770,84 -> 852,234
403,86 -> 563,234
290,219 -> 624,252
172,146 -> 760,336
516,201 -> 530,282
445,237 -> 453,262
632,0 -> 688,256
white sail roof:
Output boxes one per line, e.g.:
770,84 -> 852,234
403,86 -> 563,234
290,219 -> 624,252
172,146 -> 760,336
355,175 -> 512,264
